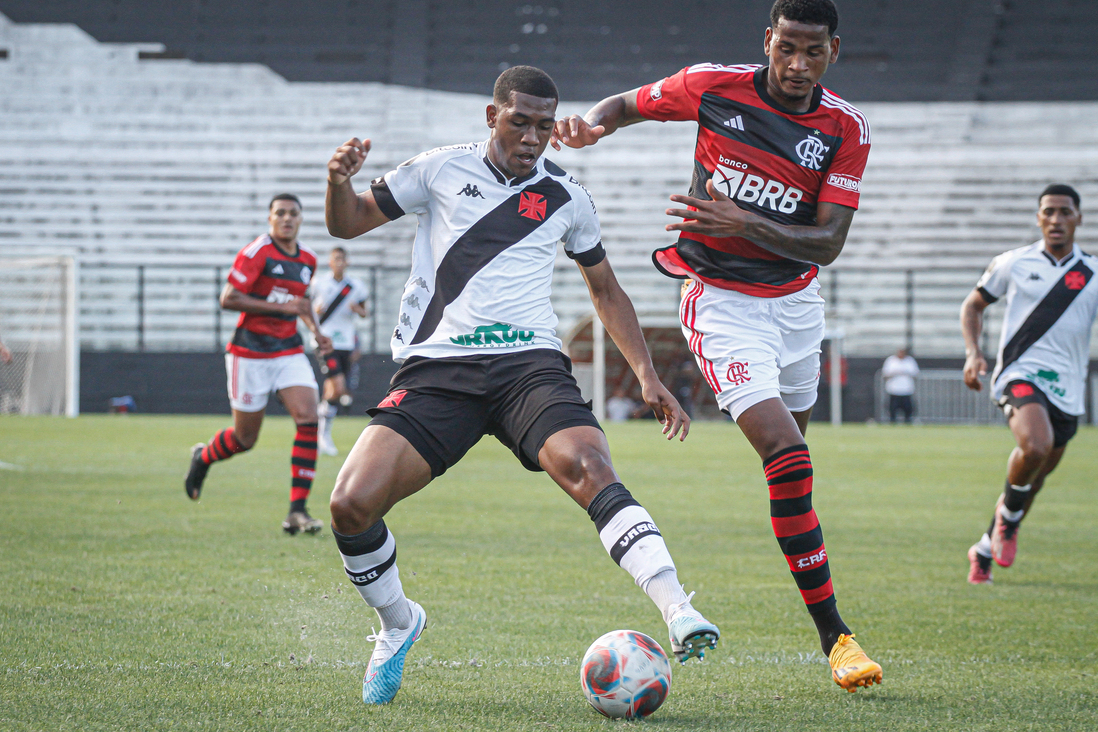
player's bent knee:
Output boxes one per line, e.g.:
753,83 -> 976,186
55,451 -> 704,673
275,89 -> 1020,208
1019,437 -> 1053,465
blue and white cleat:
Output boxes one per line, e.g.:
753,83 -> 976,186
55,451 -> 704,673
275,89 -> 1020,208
667,592 -> 719,664
362,599 -> 427,705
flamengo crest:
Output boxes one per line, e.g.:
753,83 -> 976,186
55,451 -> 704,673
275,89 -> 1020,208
795,136 -> 830,170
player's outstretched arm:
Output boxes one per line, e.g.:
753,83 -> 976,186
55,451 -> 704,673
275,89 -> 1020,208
666,180 -> 855,266
579,258 -> 689,441
550,89 -> 645,151
960,288 -> 991,391
326,137 -> 392,239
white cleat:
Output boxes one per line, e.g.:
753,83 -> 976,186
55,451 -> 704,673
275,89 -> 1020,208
318,435 -> 339,456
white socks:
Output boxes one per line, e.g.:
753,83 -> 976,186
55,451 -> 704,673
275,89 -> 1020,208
643,569 -> 691,624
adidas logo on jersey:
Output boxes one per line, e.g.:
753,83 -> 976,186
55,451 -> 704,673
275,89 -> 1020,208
458,183 -> 485,198
271,263 -> 284,274
723,115 -> 745,131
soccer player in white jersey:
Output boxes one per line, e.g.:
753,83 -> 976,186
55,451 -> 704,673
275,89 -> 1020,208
323,66 -> 719,705
962,184 -> 1096,584
312,246 -> 369,455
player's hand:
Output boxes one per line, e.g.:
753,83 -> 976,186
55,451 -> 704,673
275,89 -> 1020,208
314,301 -> 324,315
328,137 -> 371,186
666,179 -> 755,237
550,115 -> 606,151
639,377 -> 691,441
315,334 -> 334,355
0,343 -> 11,364
284,296 -> 313,318
963,353 -> 987,391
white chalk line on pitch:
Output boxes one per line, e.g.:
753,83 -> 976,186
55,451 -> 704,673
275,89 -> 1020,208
0,460 -> 25,471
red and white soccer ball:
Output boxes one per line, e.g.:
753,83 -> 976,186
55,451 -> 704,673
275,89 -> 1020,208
579,630 -> 672,719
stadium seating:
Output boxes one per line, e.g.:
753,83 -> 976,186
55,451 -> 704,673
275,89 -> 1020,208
1,11 -> 1096,357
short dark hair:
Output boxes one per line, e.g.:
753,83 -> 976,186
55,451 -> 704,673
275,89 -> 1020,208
269,193 -> 301,210
330,246 -> 347,256
771,0 -> 839,37
1039,184 -> 1080,209
493,65 -> 559,107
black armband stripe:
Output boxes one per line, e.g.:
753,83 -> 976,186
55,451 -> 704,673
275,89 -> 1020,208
370,179 -> 405,220
568,242 -> 606,268
977,286 -> 998,304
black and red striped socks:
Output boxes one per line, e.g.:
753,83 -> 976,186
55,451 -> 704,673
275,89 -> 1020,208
290,422 -> 318,513
200,427 -> 248,465
763,443 -> 850,654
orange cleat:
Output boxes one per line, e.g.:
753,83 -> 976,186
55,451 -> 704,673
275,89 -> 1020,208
828,634 -> 883,692
989,497 -> 1021,568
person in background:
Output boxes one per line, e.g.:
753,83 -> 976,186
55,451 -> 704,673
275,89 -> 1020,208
882,347 -> 919,423
606,387 -> 637,422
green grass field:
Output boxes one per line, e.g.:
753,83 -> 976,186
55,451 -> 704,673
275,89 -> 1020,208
1,415 -> 1095,731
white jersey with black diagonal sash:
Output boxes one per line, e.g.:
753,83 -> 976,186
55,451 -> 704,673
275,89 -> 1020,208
976,242 -> 1098,415
312,273 -> 368,351
370,139 -> 604,363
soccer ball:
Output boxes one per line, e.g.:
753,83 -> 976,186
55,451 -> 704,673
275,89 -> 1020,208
579,630 -> 672,719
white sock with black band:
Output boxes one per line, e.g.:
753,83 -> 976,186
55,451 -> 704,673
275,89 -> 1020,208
333,520 -> 412,630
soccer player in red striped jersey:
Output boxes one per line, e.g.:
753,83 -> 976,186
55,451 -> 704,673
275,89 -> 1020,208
552,0 -> 882,692
184,194 -> 334,535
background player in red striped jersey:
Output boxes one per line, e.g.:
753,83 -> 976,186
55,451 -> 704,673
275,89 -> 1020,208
552,0 -> 882,692
184,194 -> 334,535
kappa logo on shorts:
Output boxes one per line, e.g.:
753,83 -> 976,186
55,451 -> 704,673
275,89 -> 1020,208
518,191 -> 547,221
378,389 -> 408,409
726,361 -> 750,385
1011,383 -> 1034,398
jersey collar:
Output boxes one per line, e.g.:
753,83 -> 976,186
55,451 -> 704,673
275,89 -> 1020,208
480,140 -> 542,187
753,66 -> 823,116
1036,240 -> 1077,267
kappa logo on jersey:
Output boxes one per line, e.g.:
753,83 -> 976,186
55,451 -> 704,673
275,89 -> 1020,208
458,183 -> 485,198
400,313 -> 412,327
410,277 -> 428,290
518,191 -> 547,221
377,389 -> 408,409
722,115 -> 745,131
826,173 -> 860,192
1065,271 -> 1087,290
795,135 -> 830,170
402,294 -> 421,310
450,322 -> 535,347
714,164 -> 804,214
650,78 -> 665,100
392,328 -> 404,343
271,263 -> 284,275
1028,272 -> 1042,281
726,361 -> 750,385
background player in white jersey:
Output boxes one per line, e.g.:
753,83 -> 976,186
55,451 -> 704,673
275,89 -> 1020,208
550,0 -> 881,692
962,184 -> 1096,584
311,246 -> 369,455
324,66 -> 718,705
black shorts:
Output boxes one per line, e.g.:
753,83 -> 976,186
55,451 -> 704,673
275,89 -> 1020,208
367,349 -> 600,477
999,380 -> 1079,448
318,349 -> 353,379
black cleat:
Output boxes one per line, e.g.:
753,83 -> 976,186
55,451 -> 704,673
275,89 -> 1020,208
282,511 -> 324,535
184,443 -> 209,500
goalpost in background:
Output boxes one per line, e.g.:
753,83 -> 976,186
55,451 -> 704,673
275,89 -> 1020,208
0,257 -> 79,416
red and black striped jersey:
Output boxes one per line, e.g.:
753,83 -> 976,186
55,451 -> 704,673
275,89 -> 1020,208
226,234 -> 317,358
637,64 -> 871,297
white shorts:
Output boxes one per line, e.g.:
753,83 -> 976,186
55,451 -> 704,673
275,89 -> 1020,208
225,352 -> 318,412
680,278 -> 824,421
